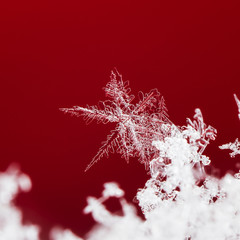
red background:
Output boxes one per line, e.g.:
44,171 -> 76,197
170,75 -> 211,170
1,0 -> 240,239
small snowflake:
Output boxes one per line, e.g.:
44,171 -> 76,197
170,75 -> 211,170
219,138 -> 240,158
234,93 -> 240,120
182,108 -> 217,153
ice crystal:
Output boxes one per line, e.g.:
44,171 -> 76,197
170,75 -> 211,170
182,108 -> 217,180
219,138 -> 240,158
234,94 -> 240,120
183,108 -> 217,153
61,70 -> 173,171
219,94 -> 240,159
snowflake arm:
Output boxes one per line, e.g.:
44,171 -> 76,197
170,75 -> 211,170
183,108 -> 217,152
219,94 -> 240,159
134,89 -> 160,114
103,69 -> 135,111
85,130 -> 120,172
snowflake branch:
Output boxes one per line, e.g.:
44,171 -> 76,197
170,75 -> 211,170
85,131 -> 120,172
60,106 -> 118,124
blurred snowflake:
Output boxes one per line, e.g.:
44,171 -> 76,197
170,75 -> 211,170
219,138 -> 240,158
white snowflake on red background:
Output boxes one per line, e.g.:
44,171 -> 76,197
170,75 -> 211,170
60,70 -> 173,171
234,93 -> 240,120
219,94 -> 240,158
219,138 -> 240,158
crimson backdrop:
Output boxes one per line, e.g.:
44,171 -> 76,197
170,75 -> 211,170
1,0 -> 240,239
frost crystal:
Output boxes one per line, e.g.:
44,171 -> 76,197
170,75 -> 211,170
234,94 -> 240,120
61,70 -> 173,171
219,94 -> 240,159
219,138 -> 240,158
183,108 -> 217,153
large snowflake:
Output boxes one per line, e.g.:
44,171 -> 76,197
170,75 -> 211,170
60,70 -> 172,171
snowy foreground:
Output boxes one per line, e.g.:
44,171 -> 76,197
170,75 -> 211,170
1,119 -> 240,240
2,71 -> 240,239
0,165 -> 82,240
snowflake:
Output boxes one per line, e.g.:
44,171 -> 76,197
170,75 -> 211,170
219,138 -> 240,158
219,94 -> 240,161
234,93 -> 240,120
180,108 -> 217,181
183,108 -> 217,154
60,70 -> 174,171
